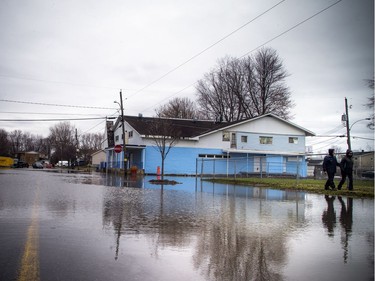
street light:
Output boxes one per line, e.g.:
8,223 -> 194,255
342,97 -> 371,150
342,116 -> 371,150
349,118 -> 371,131
114,90 -> 127,176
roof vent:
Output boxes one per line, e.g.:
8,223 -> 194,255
138,113 -> 143,118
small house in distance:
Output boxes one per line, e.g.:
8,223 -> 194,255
91,150 -> 106,169
103,113 -> 315,177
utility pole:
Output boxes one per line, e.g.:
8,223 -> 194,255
345,97 -> 351,150
75,128 -> 79,168
119,90 -> 127,176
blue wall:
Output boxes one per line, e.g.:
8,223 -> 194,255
143,146 -> 308,177
144,146 -> 224,175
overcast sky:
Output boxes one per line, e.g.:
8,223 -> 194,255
0,0 -> 373,153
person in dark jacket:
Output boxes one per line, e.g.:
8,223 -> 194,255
337,149 -> 354,190
323,148 -> 340,190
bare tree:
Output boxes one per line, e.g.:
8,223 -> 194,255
0,129 -> 11,157
196,48 -> 293,122
49,122 -> 76,164
145,118 -> 181,179
21,132 -> 35,151
9,130 -> 23,154
244,48 -> 293,119
79,132 -> 105,163
196,56 -> 245,121
36,136 -> 52,160
155,97 -> 204,119
365,79 -> 374,130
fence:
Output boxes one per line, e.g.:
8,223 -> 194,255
313,165 -> 374,180
196,156 -> 306,179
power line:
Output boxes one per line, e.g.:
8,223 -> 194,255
352,136 -> 375,141
322,124 -> 345,135
0,99 -> 117,110
141,83 -> 196,113
80,111 -> 119,134
307,136 -> 339,146
313,137 -> 346,151
240,0 -> 343,57
80,120 -> 106,135
139,0 -> 343,114
127,0 -> 286,100
0,117 -> 107,122
0,111 -> 105,116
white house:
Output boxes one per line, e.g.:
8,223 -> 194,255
91,149 -> 106,168
103,113 -> 315,177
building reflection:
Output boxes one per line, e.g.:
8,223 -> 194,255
101,175 -> 306,280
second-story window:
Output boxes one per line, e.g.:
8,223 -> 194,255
241,135 -> 248,143
115,135 -> 119,141
289,137 -> 298,144
128,131 -> 133,138
222,131 -> 230,141
259,136 -> 273,144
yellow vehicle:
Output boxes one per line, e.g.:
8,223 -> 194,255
0,156 -> 14,167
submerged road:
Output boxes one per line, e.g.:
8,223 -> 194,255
0,168 -> 373,281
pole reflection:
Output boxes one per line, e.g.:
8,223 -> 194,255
338,196 -> 353,263
101,174 -> 307,280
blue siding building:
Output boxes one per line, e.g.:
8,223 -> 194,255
103,114 -> 315,177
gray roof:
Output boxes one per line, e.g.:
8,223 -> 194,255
116,113 -> 315,138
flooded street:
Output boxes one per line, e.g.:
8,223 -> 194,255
0,169 -> 373,281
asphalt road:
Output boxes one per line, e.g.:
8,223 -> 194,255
1,168 -> 373,281
0,168 -> 215,281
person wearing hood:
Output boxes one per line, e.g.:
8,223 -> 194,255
323,148 -> 340,190
338,149 -> 354,190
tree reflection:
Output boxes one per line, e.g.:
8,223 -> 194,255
193,209 -> 286,280
102,187 -> 300,279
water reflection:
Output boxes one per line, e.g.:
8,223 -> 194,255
322,195 -> 336,237
338,196 -> 353,263
101,175 -> 308,280
56,172 -> 373,280
322,195 -> 353,263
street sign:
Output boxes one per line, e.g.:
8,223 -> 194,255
114,145 -> 122,153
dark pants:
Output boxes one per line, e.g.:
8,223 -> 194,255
325,172 -> 336,189
338,171 -> 353,190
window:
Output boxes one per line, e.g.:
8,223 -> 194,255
259,136 -> 273,144
199,154 -> 229,158
241,135 -> 248,143
115,135 -> 119,141
128,131 -> 133,138
222,131 -> 230,141
288,157 -> 301,162
289,137 -> 298,144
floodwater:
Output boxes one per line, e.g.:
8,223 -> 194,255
0,169 -> 373,281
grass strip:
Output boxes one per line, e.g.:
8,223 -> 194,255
204,177 -> 374,198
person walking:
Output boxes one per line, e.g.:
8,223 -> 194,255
338,149 -> 354,190
323,148 -> 340,190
